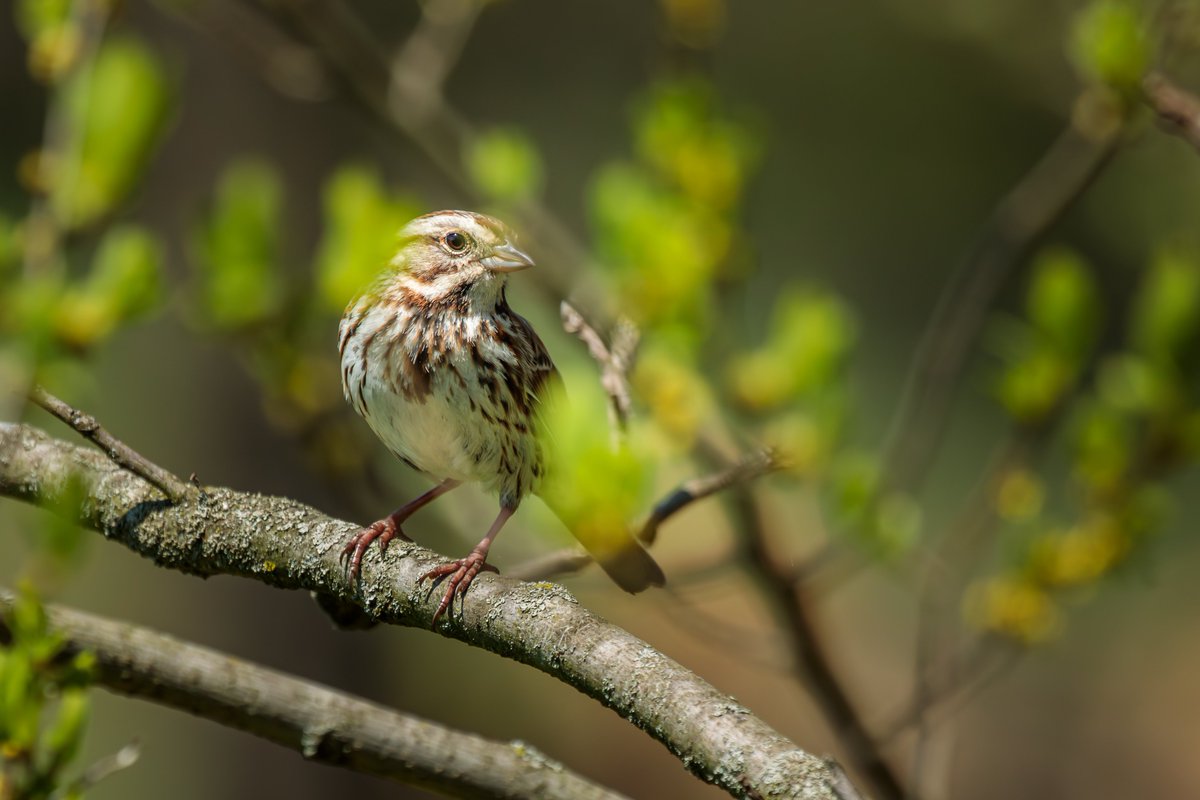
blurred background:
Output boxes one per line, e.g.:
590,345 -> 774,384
4,1 -> 1200,798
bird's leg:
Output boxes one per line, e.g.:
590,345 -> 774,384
343,479 -> 461,580
421,505 -> 514,625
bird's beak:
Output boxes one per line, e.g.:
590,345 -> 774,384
481,242 -> 535,273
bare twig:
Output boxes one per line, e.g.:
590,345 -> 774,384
0,422 -> 861,800
729,483 -> 907,800
639,448 -> 780,545
388,0 -> 483,125
65,743 -> 141,796
193,0 -> 604,308
167,0 -> 334,101
0,590 -> 626,800
28,385 -> 192,503
507,447 -> 779,583
879,637 -> 1020,745
1144,72 -> 1200,151
881,115 -> 1125,493
561,301 -> 638,439
505,548 -> 593,583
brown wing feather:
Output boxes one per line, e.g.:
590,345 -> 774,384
509,311 -> 562,410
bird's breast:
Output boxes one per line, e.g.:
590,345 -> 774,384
340,300 -> 543,500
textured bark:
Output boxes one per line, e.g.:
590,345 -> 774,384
0,422 -> 849,799
0,592 -> 626,800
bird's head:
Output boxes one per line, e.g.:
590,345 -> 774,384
389,210 -> 534,308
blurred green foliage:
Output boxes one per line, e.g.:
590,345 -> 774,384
467,128 -> 544,203
590,80 -> 758,334
970,241 -> 1200,644
538,366 -> 653,553
55,226 -> 163,350
3,15 -> 170,393
315,165 -> 420,314
192,159 -> 284,330
1,585 -> 97,800
1070,0 -> 1150,98
1130,249 -> 1200,371
827,453 -> 921,558
14,0 -> 75,82
991,247 -> 1102,425
3,17 -> 169,785
55,37 -> 171,229
727,288 -> 856,412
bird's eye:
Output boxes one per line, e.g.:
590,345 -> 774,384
444,231 -> 468,253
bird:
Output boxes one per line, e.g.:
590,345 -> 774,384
338,210 -> 664,623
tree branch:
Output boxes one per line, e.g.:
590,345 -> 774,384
730,485 -> 906,800
639,448 -> 780,545
560,301 -> 638,439
506,447 -> 780,583
880,114 -> 1124,493
28,385 -> 193,503
0,422 -> 856,800
0,590 -> 625,800
1144,72 -> 1200,152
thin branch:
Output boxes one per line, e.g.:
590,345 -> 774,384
205,0 -> 603,307
387,0 -> 483,125
878,637 -> 1020,746
67,743 -> 141,796
0,422 -> 858,800
0,590 -> 625,800
1143,71 -> 1200,151
168,0 -> 334,101
880,113 -> 1125,493
639,448 -> 780,545
28,386 -> 192,503
729,484 -> 907,800
507,447 -> 780,583
505,548 -> 593,583
561,301 -> 638,440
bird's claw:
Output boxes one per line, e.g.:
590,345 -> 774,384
420,554 -> 499,625
341,517 -> 412,581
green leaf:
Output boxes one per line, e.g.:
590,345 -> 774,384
87,225 -> 163,318
466,128 -> 544,201
14,0 -> 71,41
2,652 -> 37,750
633,79 -> 759,209
1131,249 -> 1200,365
994,345 -> 1073,424
1070,0 -> 1150,95
192,158 -> 284,329
1073,400 -> 1133,492
314,165 -> 419,312
1097,353 -> 1171,414
827,451 -> 880,525
55,36 -> 172,228
14,0 -> 77,82
590,162 -> 723,326
41,689 -> 89,775
728,287 -> 856,411
1025,247 -> 1101,360
538,365 -> 652,547
54,225 -> 164,349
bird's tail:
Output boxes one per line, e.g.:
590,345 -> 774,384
537,491 -> 665,591
591,537 -> 665,593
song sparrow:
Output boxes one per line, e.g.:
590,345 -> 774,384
339,210 -> 664,623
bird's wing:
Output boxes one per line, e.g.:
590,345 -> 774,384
511,311 -> 562,409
